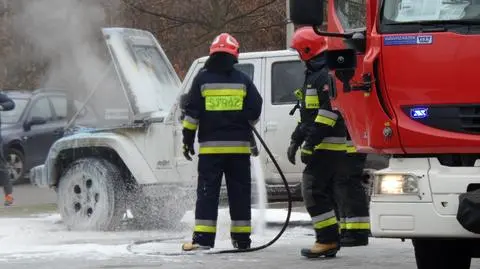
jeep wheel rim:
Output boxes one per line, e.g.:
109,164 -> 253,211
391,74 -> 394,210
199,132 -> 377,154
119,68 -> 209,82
62,173 -> 109,229
6,153 -> 23,183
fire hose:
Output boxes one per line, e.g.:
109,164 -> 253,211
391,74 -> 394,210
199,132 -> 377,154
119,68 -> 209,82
126,123 -> 293,256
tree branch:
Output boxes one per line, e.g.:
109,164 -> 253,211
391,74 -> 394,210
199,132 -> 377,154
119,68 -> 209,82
157,22 -> 185,34
230,20 -> 287,34
224,0 -> 235,17
221,0 -> 278,27
121,0 -> 209,28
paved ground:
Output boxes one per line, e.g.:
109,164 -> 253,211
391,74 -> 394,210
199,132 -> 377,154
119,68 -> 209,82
8,183 -> 57,206
1,184 -> 479,269
0,183 -> 57,216
0,209 -> 422,269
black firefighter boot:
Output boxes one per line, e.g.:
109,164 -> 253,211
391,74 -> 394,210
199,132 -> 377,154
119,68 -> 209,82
340,231 -> 369,247
232,239 -> 251,250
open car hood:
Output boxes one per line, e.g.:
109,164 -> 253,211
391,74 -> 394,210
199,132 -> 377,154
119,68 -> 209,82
102,28 -> 182,120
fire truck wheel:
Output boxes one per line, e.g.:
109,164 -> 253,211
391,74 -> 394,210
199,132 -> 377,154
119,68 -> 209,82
412,238 -> 471,269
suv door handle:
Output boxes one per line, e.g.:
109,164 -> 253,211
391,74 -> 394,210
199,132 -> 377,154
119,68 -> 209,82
265,122 -> 278,132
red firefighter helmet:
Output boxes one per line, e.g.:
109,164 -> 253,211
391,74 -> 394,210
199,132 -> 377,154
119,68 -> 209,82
290,27 -> 327,61
209,33 -> 240,58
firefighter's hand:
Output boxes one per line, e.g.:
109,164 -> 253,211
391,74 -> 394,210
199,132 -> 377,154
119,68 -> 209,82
183,144 -> 195,161
300,146 -> 313,164
287,142 -> 300,165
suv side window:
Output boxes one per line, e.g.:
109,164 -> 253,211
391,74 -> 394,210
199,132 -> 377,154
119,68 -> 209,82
29,97 -> 53,121
271,60 -> 305,105
49,96 -> 67,119
50,95 -> 96,121
234,63 -> 254,80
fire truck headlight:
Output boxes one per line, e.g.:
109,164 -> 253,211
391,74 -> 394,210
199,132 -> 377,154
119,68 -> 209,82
374,174 -> 419,195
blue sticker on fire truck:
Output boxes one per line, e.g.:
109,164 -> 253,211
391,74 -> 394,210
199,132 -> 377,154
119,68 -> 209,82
383,35 -> 433,46
410,107 -> 429,119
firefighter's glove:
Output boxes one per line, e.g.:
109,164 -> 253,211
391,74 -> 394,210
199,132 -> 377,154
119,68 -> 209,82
182,129 -> 195,146
287,141 -> 300,165
183,144 -> 195,161
300,146 -> 314,164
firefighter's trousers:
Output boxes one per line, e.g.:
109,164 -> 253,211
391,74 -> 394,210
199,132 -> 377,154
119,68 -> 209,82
192,154 -> 252,248
0,144 -> 12,195
337,153 -> 370,235
302,150 -> 345,244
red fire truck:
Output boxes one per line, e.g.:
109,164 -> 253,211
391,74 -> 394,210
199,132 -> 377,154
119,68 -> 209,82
290,0 -> 480,268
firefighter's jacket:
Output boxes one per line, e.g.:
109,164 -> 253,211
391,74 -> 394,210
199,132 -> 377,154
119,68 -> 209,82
345,129 -> 357,154
182,68 -> 263,155
290,57 -> 346,153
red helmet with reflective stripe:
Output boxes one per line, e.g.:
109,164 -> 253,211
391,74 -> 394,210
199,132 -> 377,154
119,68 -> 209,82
209,33 -> 240,58
290,27 -> 327,61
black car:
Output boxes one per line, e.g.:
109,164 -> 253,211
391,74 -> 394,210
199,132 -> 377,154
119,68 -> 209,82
1,88 -> 98,184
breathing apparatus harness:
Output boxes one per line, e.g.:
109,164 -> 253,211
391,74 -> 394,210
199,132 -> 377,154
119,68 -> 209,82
126,123 -> 293,256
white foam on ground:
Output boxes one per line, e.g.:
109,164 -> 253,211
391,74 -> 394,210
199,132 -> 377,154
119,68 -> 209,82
0,214 -> 174,260
0,212 -> 414,264
181,208 -> 311,240
0,208 -> 312,260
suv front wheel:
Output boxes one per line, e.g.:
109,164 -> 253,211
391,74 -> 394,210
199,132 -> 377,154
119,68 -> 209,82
57,157 -> 126,231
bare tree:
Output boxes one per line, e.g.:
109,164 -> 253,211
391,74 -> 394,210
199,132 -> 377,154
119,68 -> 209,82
121,0 -> 287,77
0,0 -> 288,89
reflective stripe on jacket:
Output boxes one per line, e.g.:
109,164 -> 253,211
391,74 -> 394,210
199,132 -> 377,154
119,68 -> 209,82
293,63 -> 347,151
345,139 -> 357,153
199,141 -> 251,154
182,68 -> 263,154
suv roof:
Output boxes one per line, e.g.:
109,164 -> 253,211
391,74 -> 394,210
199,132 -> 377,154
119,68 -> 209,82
196,49 -> 299,63
2,89 -> 32,98
32,88 -> 68,95
1,88 -> 68,99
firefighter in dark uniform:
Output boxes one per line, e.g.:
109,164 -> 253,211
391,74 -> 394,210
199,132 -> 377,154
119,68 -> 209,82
286,27 -> 347,258
338,130 -> 370,246
181,33 -> 263,251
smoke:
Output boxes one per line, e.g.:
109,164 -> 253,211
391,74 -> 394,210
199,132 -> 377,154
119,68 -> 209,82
11,0 -> 130,126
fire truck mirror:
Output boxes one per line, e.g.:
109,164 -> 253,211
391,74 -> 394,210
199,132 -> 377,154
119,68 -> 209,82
326,49 -> 357,70
289,0 -> 325,26
344,32 -> 366,54
334,69 -> 355,93
326,49 -> 357,92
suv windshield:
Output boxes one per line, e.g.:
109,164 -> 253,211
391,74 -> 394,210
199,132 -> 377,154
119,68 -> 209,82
382,0 -> 477,23
2,98 -> 28,124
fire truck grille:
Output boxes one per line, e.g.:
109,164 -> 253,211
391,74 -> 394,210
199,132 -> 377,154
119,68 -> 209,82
459,106 -> 480,133
402,104 -> 480,134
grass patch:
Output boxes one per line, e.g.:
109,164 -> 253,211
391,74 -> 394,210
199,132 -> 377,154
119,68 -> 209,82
0,203 -> 57,217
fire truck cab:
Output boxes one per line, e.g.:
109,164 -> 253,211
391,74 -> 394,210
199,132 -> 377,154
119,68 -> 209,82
289,0 -> 480,268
